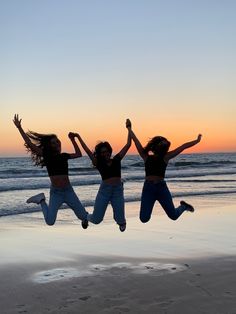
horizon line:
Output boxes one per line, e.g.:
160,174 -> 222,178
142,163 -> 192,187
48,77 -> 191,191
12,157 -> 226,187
1,151 -> 236,158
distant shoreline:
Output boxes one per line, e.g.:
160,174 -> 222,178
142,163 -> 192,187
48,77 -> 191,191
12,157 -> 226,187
1,151 -> 236,158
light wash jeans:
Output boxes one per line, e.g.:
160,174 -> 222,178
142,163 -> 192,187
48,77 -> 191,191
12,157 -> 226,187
40,184 -> 87,225
88,182 -> 126,225
140,180 -> 186,222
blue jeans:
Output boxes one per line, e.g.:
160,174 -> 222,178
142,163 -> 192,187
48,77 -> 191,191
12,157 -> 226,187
88,182 -> 126,225
40,185 -> 87,225
140,180 -> 186,222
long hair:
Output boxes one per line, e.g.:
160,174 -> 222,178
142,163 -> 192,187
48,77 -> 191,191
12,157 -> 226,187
144,136 -> 170,156
25,131 -> 57,167
93,141 -> 112,162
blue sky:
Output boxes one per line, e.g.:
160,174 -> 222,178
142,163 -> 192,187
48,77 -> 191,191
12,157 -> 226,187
1,0 -> 236,155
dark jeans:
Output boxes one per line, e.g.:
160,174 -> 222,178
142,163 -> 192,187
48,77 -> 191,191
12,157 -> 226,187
140,180 -> 186,222
41,184 -> 87,225
88,181 -> 126,225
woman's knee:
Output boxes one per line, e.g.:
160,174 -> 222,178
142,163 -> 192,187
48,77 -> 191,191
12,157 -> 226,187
92,217 -> 103,224
89,212 -> 104,224
167,213 -> 178,221
46,219 -> 56,226
139,212 -> 151,223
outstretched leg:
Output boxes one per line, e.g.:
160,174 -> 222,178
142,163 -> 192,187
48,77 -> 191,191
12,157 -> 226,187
41,188 -> 64,225
156,181 -> 186,220
27,190 -> 63,225
64,186 -> 88,221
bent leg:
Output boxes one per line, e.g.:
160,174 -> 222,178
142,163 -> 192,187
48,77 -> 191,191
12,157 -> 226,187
65,186 -> 88,221
140,181 -> 156,223
40,188 -> 63,225
157,181 -> 185,220
88,183 -> 111,224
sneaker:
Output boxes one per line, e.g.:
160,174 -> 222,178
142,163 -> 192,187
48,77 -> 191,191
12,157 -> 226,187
81,219 -> 89,229
26,193 -> 45,204
119,223 -> 126,232
180,200 -> 194,212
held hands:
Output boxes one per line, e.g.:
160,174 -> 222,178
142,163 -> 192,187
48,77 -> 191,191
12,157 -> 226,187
126,119 -> 132,129
68,132 -> 77,140
13,114 -> 22,129
68,132 -> 80,140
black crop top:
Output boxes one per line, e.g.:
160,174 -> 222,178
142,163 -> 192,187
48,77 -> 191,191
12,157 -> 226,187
145,155 -> 167,178
44,153 -> 71,176
96,154 -> 121,180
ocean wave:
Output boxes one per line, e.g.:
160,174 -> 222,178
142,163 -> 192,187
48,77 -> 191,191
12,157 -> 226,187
0,167 -> 98,179
1,189 -> 236,217
0,178 -> 101,192
1,171 -> 236,193
174,160 -> 236,167
130,162 -> 145,167
168,179 -> 236,183
130,160 -> 236,168
167,171 -> 236,178
0,166 -> 130,179
1,162 -> 236,180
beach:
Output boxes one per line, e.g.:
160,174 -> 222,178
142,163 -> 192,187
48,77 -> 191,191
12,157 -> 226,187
2,0 -> 236,311
1,198 -> 236,314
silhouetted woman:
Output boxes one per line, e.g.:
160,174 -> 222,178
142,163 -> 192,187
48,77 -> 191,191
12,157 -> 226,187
13,114 -> 88,228
74,120 -> 132,232
128,119 -> 202,222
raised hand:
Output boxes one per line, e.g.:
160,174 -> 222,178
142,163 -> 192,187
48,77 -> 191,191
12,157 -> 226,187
126,118 -> 132,129
13,114 -> 22,129
197,134 -> 202,142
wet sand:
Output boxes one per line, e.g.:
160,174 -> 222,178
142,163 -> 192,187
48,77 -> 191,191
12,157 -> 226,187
0,200 -> 236,313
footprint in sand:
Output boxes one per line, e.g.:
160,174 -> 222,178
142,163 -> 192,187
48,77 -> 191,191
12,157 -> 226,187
113,306 -> 130,312
17,304 -> 28,313
31,262 -> 188,284
132,262 -> 186,275
32,268 -> 92,283
79,296 -> 91,301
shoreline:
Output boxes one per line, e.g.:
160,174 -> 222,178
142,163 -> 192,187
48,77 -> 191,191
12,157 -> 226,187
1,200 -> 236,263
1,201 -> 236,313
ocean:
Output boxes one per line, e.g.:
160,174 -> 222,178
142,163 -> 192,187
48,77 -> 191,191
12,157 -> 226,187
0,153 -> 236,219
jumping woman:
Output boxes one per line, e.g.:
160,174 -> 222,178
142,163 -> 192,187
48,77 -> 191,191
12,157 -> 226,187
128,119 -> 202,222
74,120 -> 132,232
13,114 -> 88,228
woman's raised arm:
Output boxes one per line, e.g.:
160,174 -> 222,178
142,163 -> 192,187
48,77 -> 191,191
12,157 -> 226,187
13,114 -> 42,155
68,132 -> 82,158
74,133 -> 96,165
128,119 -> 148,161
117,119 -> 132,159
166,134 -> 202,161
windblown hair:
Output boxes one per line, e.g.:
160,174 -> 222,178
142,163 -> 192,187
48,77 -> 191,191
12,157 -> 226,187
144,136 -> 170,156
93,141 -> 112,161
25,131 -> 57,167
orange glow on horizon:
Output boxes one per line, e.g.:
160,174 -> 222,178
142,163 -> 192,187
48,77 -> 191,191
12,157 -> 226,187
1,110 -> 236,157
1,129 -> 236,157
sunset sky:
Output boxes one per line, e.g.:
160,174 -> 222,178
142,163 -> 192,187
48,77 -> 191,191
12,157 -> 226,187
1,0 -> 236,156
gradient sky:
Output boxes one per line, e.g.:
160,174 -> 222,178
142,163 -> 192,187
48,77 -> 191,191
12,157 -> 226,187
1,0 -> 236,156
